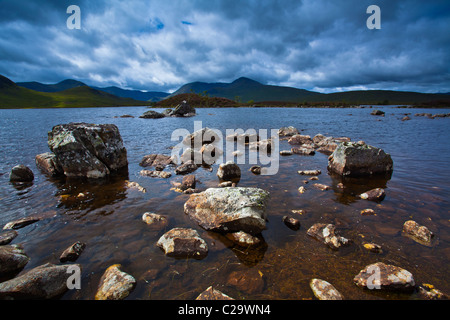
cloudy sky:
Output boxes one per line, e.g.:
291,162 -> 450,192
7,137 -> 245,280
0,0 -> 449,93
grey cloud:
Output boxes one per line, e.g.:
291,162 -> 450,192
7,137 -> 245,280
0,0 -> 449,93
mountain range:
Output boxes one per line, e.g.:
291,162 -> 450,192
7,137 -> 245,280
0,75 -> 153,108
171,77 -> 450,105
1,74 -> 449,109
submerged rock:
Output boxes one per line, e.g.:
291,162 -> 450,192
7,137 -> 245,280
328,142 -> 393,177
156,228 -> 208,259
226,269 -> 265,294
418,283 -> 448,300
184,187 -> 270,235
282,216 -> 300,231
224,231 -> 262,247
402,220 -> 434,245
142,213 -> 169,231
48,123 -> 128,179
307,223 -> 351,249
310,279 -> 344,300
362,242 -> 383,253
196,286 -> 234,300
0,263 -> 80,299
9,165 -> 34,182
95,264 -> 136,300
353,262 -> 415,292
0,245 -> 29,276
360,188 -> 386,201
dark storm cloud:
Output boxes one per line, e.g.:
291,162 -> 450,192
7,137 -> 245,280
0,0 -> 448,93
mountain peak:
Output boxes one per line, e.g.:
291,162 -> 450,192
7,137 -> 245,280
231,77 -> 261,86
0,74 -> 17,89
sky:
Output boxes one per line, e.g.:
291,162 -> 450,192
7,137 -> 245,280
0,0 -> 449,93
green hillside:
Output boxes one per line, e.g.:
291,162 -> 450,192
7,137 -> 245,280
0,75 -> 152,109
170,77 -> 450,106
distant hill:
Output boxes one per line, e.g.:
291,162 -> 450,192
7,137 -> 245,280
0,75 -> 152,108
154,93 -> 240,108
17,79 -> 87,92
170,77 -> 450,105
91,86 -> 169,102
18,79 -> 169,102
171,77 -> 323,102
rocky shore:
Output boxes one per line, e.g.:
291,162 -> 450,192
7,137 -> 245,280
1,120 -> 447,301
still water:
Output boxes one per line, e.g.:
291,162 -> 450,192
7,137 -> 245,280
0,106 -> 449,300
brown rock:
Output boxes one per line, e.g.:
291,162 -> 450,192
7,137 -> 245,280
226,269 -> 265,294
60,241 -> 86,263
142,213 -> 169,231
360,188 -> 386,201
0,230 -> 18,245
282,216 -> 300,230
0,245 -> 29,276
3,216 -> 41,230
95,264 -> 136,300
156,228 -> 208,259
310,279 -> 344,300
402,220 -> 434,245
307,223 -> 351,249
353,262 -> 415,292
35,153 -> 64,177
9,165 -> 34,182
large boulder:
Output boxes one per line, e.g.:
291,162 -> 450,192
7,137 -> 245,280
47,123 -> 128,179
328,141 -> 393,177
0,263 -> 81,299
184,187 -> 270,235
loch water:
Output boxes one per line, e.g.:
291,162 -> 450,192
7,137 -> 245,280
0,106 -> 449,300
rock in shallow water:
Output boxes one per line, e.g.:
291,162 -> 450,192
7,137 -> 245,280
156,228 -> 208,259
196,286 -> 234,300
95,264 -> 136,300
9,165 -> 34,182
47,123 -> 128,179
184,187 -> 270,235
0,263 -> 80,299
0,245 -> 29,276
353,262 -> 415,292
310,279 -> 344,300
328,142 -> 393,177
402,220 -> 434,245
307,223 -> 351,249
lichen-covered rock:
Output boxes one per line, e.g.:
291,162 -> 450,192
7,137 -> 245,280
184,187 -> 270,235
288,134 -> 313,145
48,123 -> 128,179
217,161 -> 241,182
307,223 -> 351,249
0,263 -> 80,299
0,245 -> 29,276
157,228 -> 208,259
310,279 -> 344,300
328,142 -> 393,177
9,165 -> 34,182
298,170 -> 321,176
224,231 -> 262,247
402,220 -> 434,245
95,264 -> 136,300
196,286 -> 234,300
418,283 -> 448,300
353,262 -> 415,291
